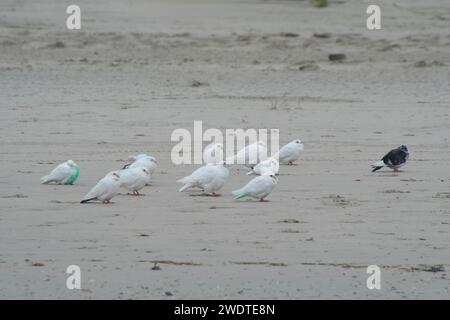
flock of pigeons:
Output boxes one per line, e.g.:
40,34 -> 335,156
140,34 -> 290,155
40,141 -> 409,204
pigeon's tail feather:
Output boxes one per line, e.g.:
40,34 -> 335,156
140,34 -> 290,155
232,189 -> 247,200
371,160 -> 385,172
178,183 -> 192,192
41,175 -> 57,184
40,176 -> 51,184
80,197 -> 96,204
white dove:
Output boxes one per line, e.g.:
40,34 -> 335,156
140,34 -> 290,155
119,167 -> 151,196
81,171 -> 121,204
247,157 -> 279,176
41,160 -> 80,185
127,154 -> 158,174
273,140 -> 304,165
203,142 -> 224,164
177,162 -> 229,196
226,141 -> 268,167
232,173 -> 278,202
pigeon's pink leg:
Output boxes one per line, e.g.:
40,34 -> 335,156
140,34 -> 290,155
212,192 -> 221,197
260,198 -> 269,202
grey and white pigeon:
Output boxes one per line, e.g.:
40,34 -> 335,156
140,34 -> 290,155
371,145 -> 409,172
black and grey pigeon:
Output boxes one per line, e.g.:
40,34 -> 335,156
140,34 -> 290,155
371,145 -> 409,172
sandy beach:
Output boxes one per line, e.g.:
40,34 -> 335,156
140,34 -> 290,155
0,0 -> 449,299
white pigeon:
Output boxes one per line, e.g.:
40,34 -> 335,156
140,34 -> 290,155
247,157 -> 279,176
127,155 -> 158,174
177,162 -> 229,196
226,141 -> 268,167
81,171 -> 121,204
232,173 -> 278,202
119,167 -> 151,196
273,140 -> 304,165
40,160 -> 80,185
203,142 -> 224,164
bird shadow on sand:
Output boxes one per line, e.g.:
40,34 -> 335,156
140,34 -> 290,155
188,193 -> 221,197
117,193 -> 147,196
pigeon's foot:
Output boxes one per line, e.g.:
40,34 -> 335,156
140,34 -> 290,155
260,198 -> 269,202
132,191 -> 140,196
145,184 -> 152,186
102,200 -> 114,204
212,192 -> 221,197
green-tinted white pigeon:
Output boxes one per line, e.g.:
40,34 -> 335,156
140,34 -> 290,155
232,173 -> 278,202
40,160 -> 80,185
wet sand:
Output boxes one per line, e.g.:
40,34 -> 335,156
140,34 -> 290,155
0,0 -> 450,299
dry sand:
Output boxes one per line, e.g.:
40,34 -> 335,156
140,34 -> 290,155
0,0 -> 450,299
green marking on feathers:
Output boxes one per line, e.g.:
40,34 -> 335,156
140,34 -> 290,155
233,191 -> 247,200
67,165 -> 80,185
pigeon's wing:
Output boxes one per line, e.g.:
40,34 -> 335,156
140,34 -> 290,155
130,157 -> 157,173
178,165 -> 215,191
204,166 -> 228,193
245,176 -> 273,196
190,166 -> 217,185
83,177 -> 111,201
41,162 -> 72,184
233,176 -> 274,199
119,169 -> 137,188
383,149 -> 407,166
122,168 -> 149,191
278,143 -> 300,162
